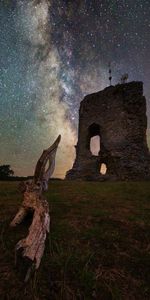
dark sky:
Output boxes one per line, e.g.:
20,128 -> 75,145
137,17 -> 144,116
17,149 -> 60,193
0,0 -> 150,177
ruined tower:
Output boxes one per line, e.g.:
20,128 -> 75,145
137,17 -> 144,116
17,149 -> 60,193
66,81 -> 150,181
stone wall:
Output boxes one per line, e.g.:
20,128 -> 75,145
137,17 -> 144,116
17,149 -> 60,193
66,81 -> 150,181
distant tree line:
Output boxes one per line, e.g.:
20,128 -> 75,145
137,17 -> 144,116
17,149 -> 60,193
0,165 -> 62,181
0,165 -> 14,180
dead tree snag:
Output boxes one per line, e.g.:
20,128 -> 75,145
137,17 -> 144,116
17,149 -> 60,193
10,135 -> 61,278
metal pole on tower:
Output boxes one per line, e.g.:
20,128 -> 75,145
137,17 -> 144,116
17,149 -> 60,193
108,62 -> 112,86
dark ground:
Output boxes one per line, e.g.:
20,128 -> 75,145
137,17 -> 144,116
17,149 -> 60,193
0,181 -> 150,300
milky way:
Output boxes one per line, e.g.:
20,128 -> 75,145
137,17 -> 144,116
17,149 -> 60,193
0,0 -> 150,177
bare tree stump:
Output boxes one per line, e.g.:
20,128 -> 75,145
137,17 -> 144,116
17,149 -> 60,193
10,135 -> 61,280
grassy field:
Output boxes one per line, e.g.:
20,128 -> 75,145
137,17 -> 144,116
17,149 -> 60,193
0,180 -> 150,300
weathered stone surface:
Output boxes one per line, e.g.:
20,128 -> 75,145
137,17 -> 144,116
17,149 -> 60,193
66,81 -> 150,181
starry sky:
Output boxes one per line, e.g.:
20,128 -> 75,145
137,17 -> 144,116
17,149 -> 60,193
0,0 -> 150,178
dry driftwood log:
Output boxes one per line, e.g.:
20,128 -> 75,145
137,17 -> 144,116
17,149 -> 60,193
10,135 -> 61,279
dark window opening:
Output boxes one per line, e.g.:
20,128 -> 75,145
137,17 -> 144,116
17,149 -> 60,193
87,123 -> 100,154
88,123 -> 100,137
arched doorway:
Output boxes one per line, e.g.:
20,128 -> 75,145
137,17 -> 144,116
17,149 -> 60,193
87,123 -> 100,156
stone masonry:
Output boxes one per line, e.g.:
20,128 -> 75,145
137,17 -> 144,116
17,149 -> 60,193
66,81 -> 150,181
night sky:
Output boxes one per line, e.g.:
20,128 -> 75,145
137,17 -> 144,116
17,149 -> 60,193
1,0 -> 150,178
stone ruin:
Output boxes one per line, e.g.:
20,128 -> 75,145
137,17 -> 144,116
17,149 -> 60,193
66,81 -> 150,181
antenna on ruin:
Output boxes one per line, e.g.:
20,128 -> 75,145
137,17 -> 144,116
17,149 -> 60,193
108,62 -> 112,86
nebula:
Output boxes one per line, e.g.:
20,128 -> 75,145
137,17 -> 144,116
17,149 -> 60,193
1,1 -> 77,177
17,0 -> 77,177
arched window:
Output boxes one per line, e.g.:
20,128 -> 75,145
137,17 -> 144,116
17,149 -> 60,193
100,163 -> 107,175
86,123 -> 108,176
87,123 -> 100,156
